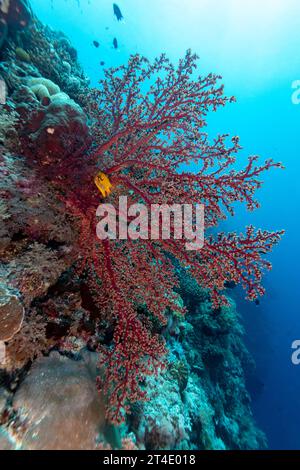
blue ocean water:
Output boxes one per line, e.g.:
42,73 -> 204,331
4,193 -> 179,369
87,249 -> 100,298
31,0 -> 300,449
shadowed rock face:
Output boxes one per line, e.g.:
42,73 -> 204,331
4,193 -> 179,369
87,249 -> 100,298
0,428 -> 14,449
13,351 -> 109,450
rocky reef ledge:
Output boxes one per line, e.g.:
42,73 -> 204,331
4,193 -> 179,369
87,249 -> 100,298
0,1 -> 266,450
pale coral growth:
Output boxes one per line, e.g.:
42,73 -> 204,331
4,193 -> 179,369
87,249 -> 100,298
78,51 -> 283,422
121,437 -> 138,450
132,372 -> 191,450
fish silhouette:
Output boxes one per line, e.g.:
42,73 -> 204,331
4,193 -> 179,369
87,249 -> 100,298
113,4 -> 123,21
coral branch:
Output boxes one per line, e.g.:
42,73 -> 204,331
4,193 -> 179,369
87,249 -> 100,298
41,51 -> 283,422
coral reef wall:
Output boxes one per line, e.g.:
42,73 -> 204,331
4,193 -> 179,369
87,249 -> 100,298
0,1 -> 266,450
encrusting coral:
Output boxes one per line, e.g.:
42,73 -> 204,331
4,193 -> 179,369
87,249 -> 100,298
0,0 -> 282,449
11,351 -> 110,450
0,1 -> 32,50
28,76 -> 60,101
0,284 -> 24,342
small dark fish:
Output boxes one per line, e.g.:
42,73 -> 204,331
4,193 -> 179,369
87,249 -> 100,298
93,40 -> 100,48
113,3 -> 123,21
224,280 -> 236,289
254,299 -> 260,306
113,37 -> 118,49
100,61 -> 105,66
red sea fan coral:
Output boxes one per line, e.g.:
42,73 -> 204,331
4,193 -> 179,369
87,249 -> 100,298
44,51 -> 283,423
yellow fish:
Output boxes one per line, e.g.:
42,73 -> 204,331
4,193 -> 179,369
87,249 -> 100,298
94,171 -> 112,198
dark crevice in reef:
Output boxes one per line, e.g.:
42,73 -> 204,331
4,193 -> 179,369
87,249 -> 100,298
0,0 -> 267,450
45,239 -> 67,251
